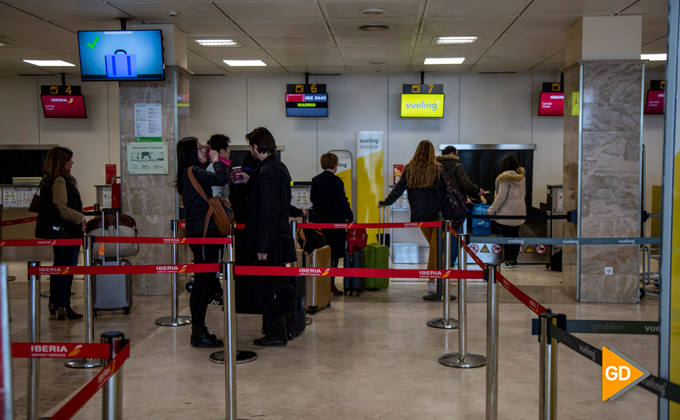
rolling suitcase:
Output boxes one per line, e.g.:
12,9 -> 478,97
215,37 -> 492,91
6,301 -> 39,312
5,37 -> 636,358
343,249 -> 365,297
93,259 -> 133,315
306,245 -> 332,314
365,207 -> 390,289
289,276 -> 307,336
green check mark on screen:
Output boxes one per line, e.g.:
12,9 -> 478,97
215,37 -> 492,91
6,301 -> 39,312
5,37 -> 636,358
87,35 -> 99,49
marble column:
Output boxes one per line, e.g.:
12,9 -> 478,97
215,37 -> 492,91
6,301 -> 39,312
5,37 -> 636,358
562,60 -> 644,302
120,66 -> 190,295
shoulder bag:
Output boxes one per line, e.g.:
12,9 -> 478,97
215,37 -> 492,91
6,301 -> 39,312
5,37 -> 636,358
29,181 -> 42,213
440,167 -> 467,229
188,166 -> 234,237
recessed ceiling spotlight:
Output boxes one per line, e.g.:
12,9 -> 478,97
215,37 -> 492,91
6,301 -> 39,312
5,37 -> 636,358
195,39 -> 239,47
24,60 -> 75,67
641,53 -> 666,61
358,24 -> 390,31
424,57 -> 465,65
369,60 -> 386,65
168,11 -> 179,17
360,8 -> 386,15
223,59 -> 266,67
435,36 -> 478,44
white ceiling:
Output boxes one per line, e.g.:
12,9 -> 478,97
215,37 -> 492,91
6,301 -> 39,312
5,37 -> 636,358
0,0 -> 669,76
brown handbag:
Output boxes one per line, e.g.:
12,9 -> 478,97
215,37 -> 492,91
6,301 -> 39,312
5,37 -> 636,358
28,181 -> 42,213
188,166 -> 234,237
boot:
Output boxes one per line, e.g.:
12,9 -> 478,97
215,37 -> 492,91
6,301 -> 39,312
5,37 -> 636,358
64,306 -> 83,319
56,307 -> 67,321
190,327 -> 224,348
48,303 -> 57,317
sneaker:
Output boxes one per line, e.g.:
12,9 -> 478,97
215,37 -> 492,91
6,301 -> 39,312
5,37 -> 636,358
501,261 -> 515,269
427,282 -> 436,293
208,291 -> 224,306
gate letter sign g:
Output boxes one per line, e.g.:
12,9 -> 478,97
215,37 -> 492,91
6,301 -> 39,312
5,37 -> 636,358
602,347 -> 650,401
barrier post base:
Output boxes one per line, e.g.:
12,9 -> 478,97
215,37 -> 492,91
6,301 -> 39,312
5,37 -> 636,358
423,293 -> 456,302
155,316 -> 191,327
439,353 -> 486,369
209,350 -> 257,365
64,358 -> 103,369
427,318 -> 459,329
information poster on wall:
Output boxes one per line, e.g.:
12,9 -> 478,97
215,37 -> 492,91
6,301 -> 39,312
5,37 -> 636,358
134,103 -> 162,142
336,159 -> 352,209
291,185 -> 311,209
357,131 -> 383,243
127,142 -> 168,175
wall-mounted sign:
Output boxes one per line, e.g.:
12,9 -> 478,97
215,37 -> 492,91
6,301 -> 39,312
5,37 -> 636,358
134,103 -> 162,142
127,142 -> 168,175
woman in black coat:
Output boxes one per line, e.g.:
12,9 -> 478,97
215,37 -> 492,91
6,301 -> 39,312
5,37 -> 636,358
310,153 -> 354,295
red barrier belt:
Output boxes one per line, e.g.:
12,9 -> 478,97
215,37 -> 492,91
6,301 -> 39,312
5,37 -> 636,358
297,221 -> 441,229
94,237 -> 232,245
235,265 -> 484,280
50,344 -> 130,420
462,241 -> 487,270
28,263 -> 221,276
12,343 -> 110,359
177,222 -> 244,230
0,239 -> 82,247
495,270 -> 548,315
449,226 -> 459,238
0,206 -> 94,227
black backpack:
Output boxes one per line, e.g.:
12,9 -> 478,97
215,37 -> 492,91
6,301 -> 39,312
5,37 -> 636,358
546,249 -> 562,272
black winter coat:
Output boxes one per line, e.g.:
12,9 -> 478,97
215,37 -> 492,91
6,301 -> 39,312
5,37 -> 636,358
181,162 -> 229,238
381,169 -> 447,223
35,175 -> 83,240
436,155 -> 480,201
310,171 -> 354,259
244,155 -> 298,266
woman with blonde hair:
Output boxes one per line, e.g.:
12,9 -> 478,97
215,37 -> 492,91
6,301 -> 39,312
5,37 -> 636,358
379,140 -> 447,292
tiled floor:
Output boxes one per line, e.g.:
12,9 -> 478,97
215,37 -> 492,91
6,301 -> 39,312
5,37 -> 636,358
5,260 -> 660,419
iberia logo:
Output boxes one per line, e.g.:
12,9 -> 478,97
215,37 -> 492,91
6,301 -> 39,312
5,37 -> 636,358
321,269 -> 331,276
51,240 -> 57,245
347,224 -> 352,229
61,267 -> 70,274
68,98 -> 73,103
178,265 -> 187,273
0,241 -> 4,246
441,271 -> 451,278
602,347 -> 649,401
180,238 -> 186,244
67,345 -> 83,357
418,223 -> 423,227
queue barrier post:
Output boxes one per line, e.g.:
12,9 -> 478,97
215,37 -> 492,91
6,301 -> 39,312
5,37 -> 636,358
427,221 -> 458,329
222,250 -> 237,420
155,220 -> 191,327
485,264 -> 499,419
101,332 -> 126,420
423,216 -> 455,302
538,313 -> 558,420
66,235 -> 102,369
27,261 -> 40,420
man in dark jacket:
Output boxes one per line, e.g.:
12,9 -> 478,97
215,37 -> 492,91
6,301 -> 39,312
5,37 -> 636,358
245,127 -> 301,347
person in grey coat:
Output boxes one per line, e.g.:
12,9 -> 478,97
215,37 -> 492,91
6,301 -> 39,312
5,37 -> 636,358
487,154 -> 526,268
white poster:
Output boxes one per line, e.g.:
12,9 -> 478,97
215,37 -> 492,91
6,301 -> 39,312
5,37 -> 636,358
127,142 -> 168,175
134,103 -> 162,142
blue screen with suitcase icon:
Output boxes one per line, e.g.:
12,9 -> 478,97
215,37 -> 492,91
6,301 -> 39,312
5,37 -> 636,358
78,30 -> 164,81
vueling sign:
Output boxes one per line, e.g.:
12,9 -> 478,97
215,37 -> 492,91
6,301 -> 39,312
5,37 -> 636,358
602,347 -> 650,401
401,94 -> 444,118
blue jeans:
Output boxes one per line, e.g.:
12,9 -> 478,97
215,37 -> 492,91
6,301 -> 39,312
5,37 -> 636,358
449,227 -> 464,267
50,245 -> 80,308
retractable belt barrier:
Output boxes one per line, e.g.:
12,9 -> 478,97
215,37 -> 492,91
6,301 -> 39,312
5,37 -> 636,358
0,239 -> 83,247
12,343 -> 110,359
0,206 -> 95,227
93,236 -> 233,245
469,237 -> 660,245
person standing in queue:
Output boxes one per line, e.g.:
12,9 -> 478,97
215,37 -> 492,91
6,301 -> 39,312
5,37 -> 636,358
310,152 -> 354,295
486,154 -> 526,269
36,147 -> 86,320
244,127 -> 302,347
176,137 -> 229,348
379,140 -> 447,293
436,146 -> 488,266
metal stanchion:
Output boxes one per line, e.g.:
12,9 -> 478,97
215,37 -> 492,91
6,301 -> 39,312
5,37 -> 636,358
222,258 -> 238,420
27,261 -> 40,420
210,238 -> 257,365
539,313 -> 558,420
424,218 -> 455,302
428,221 -> 458,329
66,235 -> 102,369
439,243 -> 487,369
101,331 -> 126,420
156,220 -> 191,327
485,264 -> 499,419
0,209 -> 16,281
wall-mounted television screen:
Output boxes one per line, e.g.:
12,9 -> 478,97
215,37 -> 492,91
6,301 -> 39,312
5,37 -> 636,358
645,90 -> 664,115
538,92 -> 564,116
40,95 -> 87,118
400,93 -> 444,118
285,93 -> 328,117
77,30 -> 164,81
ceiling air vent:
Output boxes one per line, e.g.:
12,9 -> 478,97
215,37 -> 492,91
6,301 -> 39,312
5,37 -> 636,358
360,8 -> 386,15
358,24 -> 390,31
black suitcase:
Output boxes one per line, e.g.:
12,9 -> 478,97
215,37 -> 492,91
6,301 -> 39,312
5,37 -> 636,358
344,250 -> 365,297
288,276 -> 307,337
235,276 -> 296,317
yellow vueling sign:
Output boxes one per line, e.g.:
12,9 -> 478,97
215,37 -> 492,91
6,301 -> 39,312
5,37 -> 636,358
357,131 -> 383,244
400,94 -> 445,118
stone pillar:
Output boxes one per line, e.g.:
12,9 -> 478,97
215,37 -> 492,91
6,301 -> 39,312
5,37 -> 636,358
562,16 -> 644,302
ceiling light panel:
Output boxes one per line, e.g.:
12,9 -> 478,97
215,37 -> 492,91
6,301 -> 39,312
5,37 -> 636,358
223,59 -> 266,66
424,57 -> 465,64
23,59 -> 74,66
194,39 -> 239,47
435,36 -> 478,44
641,54 -> 667,61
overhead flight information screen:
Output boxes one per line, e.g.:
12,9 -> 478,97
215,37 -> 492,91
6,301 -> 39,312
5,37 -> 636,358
285,84 -> 328,117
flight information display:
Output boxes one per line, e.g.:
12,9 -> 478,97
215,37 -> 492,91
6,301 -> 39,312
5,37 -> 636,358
285,84 -> 328,117
41,95 -> 87,118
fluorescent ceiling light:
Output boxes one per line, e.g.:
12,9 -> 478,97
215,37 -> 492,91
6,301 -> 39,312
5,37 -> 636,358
435,36 -> 478,44
424,57 -> 465,65
195,39 -> 238,47
24,60 -> 75,66
223,60 -> 266,66
641,54 -> 666,61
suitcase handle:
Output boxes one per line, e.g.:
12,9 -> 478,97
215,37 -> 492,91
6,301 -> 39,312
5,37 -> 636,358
114,49 -> 127,55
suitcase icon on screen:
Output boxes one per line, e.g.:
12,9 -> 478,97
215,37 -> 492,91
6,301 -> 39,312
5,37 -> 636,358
105,49 -> 137,78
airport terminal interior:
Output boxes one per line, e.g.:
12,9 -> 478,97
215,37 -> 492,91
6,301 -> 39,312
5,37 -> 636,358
0,0 -> 677,419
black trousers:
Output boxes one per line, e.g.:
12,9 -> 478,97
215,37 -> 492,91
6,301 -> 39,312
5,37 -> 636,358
189,243 -> 222,330
499,224 -> 521,263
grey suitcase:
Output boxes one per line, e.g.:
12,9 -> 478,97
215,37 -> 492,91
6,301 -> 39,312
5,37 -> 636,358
306,245 -> 332,314
93,258 -> 133,315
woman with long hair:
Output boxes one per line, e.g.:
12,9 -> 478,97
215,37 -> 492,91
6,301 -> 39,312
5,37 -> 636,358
379,140 -> 447,292
35,147 -> 86,320
176,136 -> 229,348
487,154 -> 526,268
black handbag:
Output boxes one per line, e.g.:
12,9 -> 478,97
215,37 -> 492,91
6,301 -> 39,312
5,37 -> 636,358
28,181 -> 42,213
440,167 -> 467,228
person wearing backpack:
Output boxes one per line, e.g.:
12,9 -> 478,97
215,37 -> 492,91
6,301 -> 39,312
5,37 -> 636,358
486,154 -> 526,269
379,140 -> 447,293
